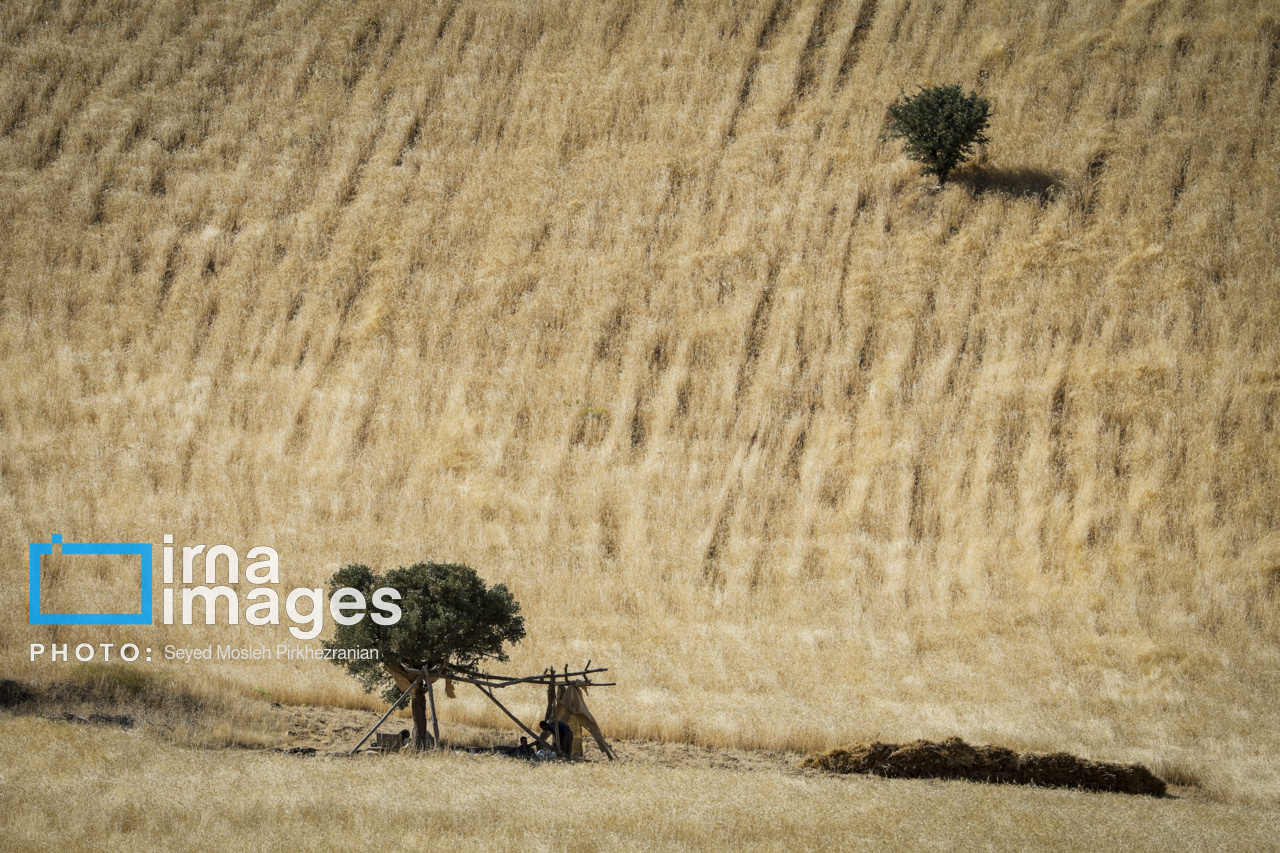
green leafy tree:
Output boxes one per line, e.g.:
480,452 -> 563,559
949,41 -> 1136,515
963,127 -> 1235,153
323,561 -> 525,750
885,84 -> 991,185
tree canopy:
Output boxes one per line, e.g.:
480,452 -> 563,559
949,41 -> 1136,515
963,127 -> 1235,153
884,84 -> 991,185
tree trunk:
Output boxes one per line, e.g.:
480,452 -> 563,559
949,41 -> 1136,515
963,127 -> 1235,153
411,681 -> 430,751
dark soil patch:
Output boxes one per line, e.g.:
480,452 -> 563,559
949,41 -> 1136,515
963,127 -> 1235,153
0,679 -> 38,707
802,737 -> 1166,797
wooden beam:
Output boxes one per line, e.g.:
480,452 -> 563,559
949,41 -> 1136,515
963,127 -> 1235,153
348,674 -> 423,756
421,668 -> 611,690
473,684 -> 555,753
423,666 -> 608,681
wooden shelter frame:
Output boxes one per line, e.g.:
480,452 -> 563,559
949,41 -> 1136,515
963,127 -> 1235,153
349,663 -> 615,758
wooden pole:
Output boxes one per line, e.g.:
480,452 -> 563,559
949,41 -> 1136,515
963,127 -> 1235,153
547,667 -> 564,756
474,684 -> 554,752
476,669 -> 609,687
348,674 -> 422,756
425,674 -> 441,749
416,668 -> 613,690
430,668 -> 609,688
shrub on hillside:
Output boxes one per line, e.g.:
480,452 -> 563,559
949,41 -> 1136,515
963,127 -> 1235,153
884,84 -> 991,185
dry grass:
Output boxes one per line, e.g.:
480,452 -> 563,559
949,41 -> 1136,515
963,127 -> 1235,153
2,0 -> 1279,833
2,715 -> 1278,853
1,663 -> 287,749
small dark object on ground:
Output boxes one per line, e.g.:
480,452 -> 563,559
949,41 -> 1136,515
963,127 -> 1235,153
284,746 -> 317,756
43,711 -> 135,728
370,731 -> 405,752
801,737 -> 1166,797
0,679 -> 37,707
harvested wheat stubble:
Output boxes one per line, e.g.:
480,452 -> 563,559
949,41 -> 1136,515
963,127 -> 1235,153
801,737 -> 1167,797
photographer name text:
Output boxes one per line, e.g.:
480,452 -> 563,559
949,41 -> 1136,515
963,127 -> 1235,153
30,643 -> 378,663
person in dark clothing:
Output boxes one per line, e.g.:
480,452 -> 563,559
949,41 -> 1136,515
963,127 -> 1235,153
539,718 -> 573,756
515,736 -> 535,758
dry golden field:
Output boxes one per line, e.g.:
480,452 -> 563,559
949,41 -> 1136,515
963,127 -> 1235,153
3,714 -> 1278,853
3,0 -> 1280,843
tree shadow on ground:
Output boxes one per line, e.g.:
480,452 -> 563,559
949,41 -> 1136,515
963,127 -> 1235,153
953,166 -> 1066,202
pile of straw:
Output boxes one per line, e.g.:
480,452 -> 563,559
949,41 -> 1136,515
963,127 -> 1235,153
801,737 -> 1166,797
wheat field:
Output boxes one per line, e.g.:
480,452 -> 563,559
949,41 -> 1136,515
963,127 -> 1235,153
3,0 -> 1280,825
4,715 -> 1278,853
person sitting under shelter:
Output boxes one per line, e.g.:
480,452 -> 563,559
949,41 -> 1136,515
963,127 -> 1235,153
515,736 -> 535,758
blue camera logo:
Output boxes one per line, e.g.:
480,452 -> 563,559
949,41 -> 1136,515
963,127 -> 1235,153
29,535 -> 153,625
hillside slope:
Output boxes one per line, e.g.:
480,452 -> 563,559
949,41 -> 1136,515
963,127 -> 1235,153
2,0 -> 1279,800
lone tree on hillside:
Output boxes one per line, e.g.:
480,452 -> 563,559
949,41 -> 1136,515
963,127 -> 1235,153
323,561 -> 525,750
884,84 -> 991,185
